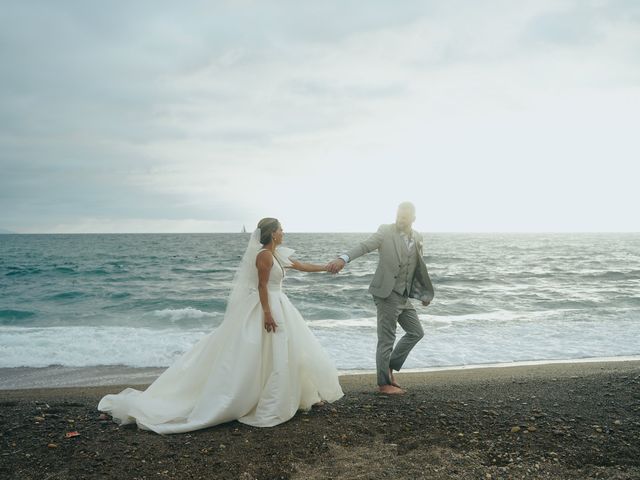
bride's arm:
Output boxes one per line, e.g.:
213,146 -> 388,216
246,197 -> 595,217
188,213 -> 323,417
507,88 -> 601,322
256,250 -> 278,332
288,259 -> 328,273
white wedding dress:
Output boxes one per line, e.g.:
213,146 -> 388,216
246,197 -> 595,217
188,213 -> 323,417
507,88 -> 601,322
97,236 -> 344,435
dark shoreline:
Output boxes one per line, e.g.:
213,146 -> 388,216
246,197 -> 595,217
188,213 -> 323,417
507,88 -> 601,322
3,357 -> 640,391
2,361 -> 639,479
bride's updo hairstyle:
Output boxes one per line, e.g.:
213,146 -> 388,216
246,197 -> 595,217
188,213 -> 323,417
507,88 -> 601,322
257,218 -> 280,246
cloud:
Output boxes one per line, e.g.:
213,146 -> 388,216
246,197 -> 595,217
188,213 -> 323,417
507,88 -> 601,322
1,1 -> 639,232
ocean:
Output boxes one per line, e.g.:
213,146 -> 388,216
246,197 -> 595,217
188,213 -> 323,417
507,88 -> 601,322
1,232 -> 639,377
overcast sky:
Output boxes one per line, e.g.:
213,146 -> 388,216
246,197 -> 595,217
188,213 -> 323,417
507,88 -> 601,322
1,1 -> 639,233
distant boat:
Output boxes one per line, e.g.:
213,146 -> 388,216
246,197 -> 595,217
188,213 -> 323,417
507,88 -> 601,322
241,225 -> 247,233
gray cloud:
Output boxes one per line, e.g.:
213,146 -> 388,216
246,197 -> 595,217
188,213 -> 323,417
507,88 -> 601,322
1,141 -> 241,231
1,0 -> 638,232
521,0 -> 640,48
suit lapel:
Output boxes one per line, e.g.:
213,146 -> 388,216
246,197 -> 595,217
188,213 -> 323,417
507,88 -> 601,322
413,229 -> 423,256
392,226 -> 405,262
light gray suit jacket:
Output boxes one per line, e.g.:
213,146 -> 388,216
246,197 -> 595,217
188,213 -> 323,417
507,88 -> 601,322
345,223 -> 435,302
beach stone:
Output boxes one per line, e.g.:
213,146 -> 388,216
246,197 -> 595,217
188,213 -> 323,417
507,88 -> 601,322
527,426 -> 537,432
47,443 -> 58,449
34,416 -> 45,422
614,420 -> 622,425
510,426 -> 521,433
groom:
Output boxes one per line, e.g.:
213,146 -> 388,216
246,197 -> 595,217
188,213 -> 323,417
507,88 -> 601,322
327,202 -> 434,395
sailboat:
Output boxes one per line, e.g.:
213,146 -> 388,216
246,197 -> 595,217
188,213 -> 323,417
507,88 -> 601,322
241,225 -> 247,233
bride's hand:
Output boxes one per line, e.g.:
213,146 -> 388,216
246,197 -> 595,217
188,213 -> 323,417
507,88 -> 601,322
263,312 -> 278,333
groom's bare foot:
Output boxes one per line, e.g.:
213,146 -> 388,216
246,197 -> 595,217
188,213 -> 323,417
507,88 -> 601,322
312,401 -> 326,408
378,384 -> 406,395
389,368 -> 401,388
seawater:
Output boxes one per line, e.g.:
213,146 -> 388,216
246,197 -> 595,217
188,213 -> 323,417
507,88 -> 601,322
1,233 -> 639,370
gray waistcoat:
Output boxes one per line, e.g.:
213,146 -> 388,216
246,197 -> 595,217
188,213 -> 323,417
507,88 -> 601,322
393,241 -> 418,295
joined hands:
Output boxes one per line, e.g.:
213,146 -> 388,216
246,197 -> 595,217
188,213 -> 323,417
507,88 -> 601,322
325,258 -> 346,274
325,259 -> 431,307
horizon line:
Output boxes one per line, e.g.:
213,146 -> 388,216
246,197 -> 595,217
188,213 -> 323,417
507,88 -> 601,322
2,230 -> 640,235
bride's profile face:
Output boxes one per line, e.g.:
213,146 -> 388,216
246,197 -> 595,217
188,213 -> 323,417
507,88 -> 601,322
273,225 -> 284,245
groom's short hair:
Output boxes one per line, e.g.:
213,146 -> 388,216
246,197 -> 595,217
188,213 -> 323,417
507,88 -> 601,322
398,201 -> 415,214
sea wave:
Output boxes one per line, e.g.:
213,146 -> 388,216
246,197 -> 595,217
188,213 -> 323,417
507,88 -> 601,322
44,291 -> 89,300
2,314 -> 639,369
152,307 -> 221,323
4,266 -> 43,276
2,232 -> 639,369
0,326 -> 210,368
0,309 -> 37,325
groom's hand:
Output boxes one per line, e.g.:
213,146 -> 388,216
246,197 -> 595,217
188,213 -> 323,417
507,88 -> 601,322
421,300 -> 431,306
326,258 -> 345,274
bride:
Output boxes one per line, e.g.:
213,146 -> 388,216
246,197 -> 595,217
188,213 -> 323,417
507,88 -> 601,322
97,218 -> 344,434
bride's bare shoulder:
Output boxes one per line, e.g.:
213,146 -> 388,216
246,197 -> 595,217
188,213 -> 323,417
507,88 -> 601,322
256,249 -> 273,266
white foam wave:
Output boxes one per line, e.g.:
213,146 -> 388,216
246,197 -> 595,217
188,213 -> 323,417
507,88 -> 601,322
309,309 -> 567,329
2,312 -> 639,370
0,326 -> 212,368
311,317 -> 377,329
310,315 -> 640,370
426,309 -> 552,324
152,307 -> 220,323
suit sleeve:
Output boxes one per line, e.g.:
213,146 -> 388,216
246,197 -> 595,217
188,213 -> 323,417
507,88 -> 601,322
416,232 -> 424,256
344,225 -> 385,263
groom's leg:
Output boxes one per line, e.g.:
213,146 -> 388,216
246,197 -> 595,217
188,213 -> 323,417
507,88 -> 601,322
389,299 -> 424,372
373,293 -> 401,386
